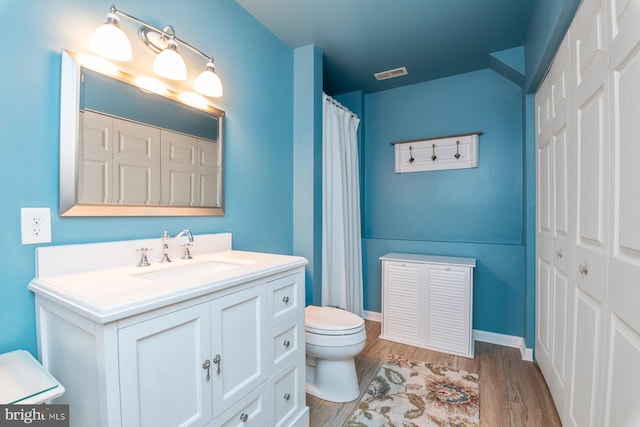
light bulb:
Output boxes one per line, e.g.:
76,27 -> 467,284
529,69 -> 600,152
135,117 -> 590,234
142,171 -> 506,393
91,12 -> 132,62
195,61 -> 223,97
153,39 -> 187,81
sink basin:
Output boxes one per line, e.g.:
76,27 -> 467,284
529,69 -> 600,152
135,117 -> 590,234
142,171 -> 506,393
136,261 -> 244,283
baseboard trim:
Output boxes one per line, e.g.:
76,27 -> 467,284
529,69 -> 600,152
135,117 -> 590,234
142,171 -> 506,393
362,310 -> 382,322
473,329 -> 533,361
361,312 -> 533,361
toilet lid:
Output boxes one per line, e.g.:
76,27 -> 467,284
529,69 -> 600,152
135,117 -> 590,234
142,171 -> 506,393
305,306 -> 364,334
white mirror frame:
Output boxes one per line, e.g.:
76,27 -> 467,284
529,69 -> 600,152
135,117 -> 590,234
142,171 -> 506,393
59,49 -> 225,216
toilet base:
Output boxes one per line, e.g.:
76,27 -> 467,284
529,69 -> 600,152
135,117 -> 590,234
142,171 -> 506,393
305,355 -> 360,402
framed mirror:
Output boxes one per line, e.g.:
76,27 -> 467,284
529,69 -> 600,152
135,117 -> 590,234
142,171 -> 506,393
59,49 -> 225,216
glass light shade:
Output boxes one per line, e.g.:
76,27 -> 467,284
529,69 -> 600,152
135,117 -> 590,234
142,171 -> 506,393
91,13 -> 132,62
153,40 -> 187,81
195,62 -> 223,97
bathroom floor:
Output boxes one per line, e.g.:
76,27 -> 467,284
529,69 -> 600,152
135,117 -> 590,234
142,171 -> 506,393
307,320 -> 561,427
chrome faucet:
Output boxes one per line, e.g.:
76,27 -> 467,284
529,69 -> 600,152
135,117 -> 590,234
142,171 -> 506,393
175,229 -> 194,242
175,229 -> 194,259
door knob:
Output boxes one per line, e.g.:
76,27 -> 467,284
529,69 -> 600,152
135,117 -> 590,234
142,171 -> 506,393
213,354 -> 221,374
202,359 -> 211,381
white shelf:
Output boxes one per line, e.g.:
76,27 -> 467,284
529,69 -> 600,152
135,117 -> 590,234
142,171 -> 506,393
0,350 -> 65,404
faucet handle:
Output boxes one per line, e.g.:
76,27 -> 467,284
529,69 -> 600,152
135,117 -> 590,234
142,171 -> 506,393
182,243 -> 193,260
136,247 -> 152,267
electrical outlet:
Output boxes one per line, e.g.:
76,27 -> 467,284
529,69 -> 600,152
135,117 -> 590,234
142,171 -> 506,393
21,208 -> 52,245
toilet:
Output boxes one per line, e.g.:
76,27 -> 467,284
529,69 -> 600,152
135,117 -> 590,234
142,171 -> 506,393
305,305 -> 366,402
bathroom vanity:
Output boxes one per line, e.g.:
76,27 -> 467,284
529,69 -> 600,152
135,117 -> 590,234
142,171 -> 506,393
29,233 -> 308,427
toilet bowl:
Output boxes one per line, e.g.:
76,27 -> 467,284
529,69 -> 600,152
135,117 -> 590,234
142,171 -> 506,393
305,305 -> 366,402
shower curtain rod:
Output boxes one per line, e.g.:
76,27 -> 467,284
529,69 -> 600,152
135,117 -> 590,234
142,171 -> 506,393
323,93 -> 358,118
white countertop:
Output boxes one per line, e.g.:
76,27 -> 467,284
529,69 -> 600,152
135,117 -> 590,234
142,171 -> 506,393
29,249 -> 307,324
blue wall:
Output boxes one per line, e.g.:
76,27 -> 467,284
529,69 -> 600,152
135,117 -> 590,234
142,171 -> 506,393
293,45 -> 324,306
524,0 -> 582,92
361,69 -> 526,337
0,0 -> 294,354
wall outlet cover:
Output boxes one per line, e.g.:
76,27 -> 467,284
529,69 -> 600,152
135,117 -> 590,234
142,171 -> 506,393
21,207 -> 52,245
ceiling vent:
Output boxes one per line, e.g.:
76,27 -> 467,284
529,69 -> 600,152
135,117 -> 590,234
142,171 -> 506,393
374,66 -> 408,81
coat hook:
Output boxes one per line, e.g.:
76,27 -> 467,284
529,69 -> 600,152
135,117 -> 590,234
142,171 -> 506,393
409,146 -> 415,163
431,143 -> 437,161
455,140 -> 461,159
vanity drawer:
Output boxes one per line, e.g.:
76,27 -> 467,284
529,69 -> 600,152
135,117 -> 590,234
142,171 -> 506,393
211,381 -> 268,427
268,357 -> 305,427
267,272 -> 303,326
269,318 -> 303,375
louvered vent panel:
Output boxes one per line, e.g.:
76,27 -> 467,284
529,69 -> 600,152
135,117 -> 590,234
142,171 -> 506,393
384,263 -> 421,343
427,268 -> 469,354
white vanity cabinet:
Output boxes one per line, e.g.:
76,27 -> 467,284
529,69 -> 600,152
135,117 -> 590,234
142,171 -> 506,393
118,284 -> 268,427
29,236 -> 308,427
380,253 -> 476,358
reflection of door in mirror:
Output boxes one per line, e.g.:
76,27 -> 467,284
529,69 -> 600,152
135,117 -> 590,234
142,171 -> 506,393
79,110 -> 220,207
79,110 -> 161,205
59,49 -> 225,216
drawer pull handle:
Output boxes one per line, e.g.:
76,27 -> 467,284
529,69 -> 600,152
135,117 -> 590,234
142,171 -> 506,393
202,359 -> 211,381
213,354 -> 221,375
556,250 -> 563,259
579,264 -> 588,275
282,296 -> 290,304
283,393 -> 291,401
283,339 -> 290,348
240,413 -> 248,422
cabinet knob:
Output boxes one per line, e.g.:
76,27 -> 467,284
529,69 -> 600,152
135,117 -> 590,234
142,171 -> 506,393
283,339 -> 290,348
202,359 -> 211,381
282,296 -> 290,304
240,413 -> 248,422
213,354 -> 221,375
283,393 -> 291,401
555,250 -> 563,259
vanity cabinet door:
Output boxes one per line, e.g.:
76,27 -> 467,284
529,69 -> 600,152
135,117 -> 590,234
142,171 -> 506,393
118,302 -> 213,427
211,285 -> 267,415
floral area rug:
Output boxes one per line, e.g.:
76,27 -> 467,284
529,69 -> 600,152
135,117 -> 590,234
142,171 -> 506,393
345,354 -> 479,427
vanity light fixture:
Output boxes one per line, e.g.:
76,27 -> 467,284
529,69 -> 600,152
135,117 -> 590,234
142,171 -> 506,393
91,4 -> 223,97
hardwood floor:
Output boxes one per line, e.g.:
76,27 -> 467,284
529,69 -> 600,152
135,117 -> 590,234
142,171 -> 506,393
307,320 -> 560,426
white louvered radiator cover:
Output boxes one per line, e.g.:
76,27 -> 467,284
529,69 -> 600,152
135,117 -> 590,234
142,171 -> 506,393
380,253 -> 476,358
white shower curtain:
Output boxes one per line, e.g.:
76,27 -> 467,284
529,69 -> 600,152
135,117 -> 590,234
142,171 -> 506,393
321,93 -> 363,316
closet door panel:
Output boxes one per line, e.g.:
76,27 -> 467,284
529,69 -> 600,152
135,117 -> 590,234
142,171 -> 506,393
537,258 -> 552,356
160,130 -> 198,206
569,290 -> 602,427
574,0 -> 609,304
113,118 -> 161,205
536,32 -> 573,419
608,11 -> 640,336
602,316 -> 640,426
570,0 -> 609,425
79,111 -> 112,204
604,1 -> 640,425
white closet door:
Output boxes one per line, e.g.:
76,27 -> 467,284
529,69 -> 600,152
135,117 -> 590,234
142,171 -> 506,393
601,0 -> 640,425
113,118 -> 161,205
568,0 -> 610,425
197,138 -> 221,207
160,130 -> 198,206
535,32 -> 574,419
79,111 -> 113,204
